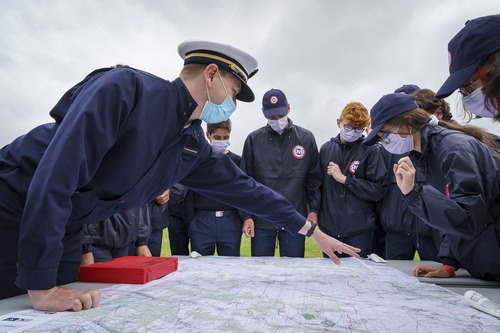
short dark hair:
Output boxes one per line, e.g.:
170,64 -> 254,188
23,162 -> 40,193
207,119 -> 232,134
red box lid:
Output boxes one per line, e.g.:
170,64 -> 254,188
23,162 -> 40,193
79,256 -> 178,284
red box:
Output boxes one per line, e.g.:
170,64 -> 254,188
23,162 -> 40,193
79,256 -> 178,284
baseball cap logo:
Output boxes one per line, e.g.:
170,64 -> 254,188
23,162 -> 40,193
270,96 -> 279,104
448,51 -> 452,69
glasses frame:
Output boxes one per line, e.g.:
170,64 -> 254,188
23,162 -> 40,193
378,127 -> 412,144
459,77 -> 480,97
341,122 -> 365,134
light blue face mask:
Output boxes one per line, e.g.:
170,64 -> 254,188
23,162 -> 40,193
200,73 -> 236,124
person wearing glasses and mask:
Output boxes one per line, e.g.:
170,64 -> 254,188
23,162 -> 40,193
435,14 -> 500,120
318,102 -> 387,258
0,41 -> 361,312
363,93 -> 500,281
240,89 -> 322,258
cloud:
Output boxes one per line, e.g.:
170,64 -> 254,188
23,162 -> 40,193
0,0 -> 499,153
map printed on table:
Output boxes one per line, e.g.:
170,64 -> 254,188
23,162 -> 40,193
1,256 -> 499,332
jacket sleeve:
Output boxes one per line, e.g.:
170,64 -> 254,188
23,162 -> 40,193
134,206 -> 152,247
16,70 -> 140,290
180,154 -> 306,234
404,143 -> 497,239
148,201 -> 169,230
305,138 -> 322,213
345,146 -> 387,202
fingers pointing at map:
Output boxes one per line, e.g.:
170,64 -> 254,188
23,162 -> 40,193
306,225 -> 361,264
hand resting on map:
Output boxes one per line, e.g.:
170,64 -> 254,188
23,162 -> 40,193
28,286 -> 101,312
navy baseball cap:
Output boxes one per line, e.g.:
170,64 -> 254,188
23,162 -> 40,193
262,89 -> 289,118
436,14 -> 500,98
363,93 -> 419,146
394,84 -> 420,94
178,40 -> 259,102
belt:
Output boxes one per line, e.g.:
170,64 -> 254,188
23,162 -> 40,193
195,210 -> 237,217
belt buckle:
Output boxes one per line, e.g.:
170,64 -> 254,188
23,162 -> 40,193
215,211 -> 224,217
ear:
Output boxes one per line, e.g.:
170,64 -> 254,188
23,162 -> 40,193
435,107 -> 443,120
204,64 -> 219,84
336,118 -> 341,128
205,131 -> 211,140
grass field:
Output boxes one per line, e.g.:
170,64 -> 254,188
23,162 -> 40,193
160,229 -> 420,260
160,229 -> 324,258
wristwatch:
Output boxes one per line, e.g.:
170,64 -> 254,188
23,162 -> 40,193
305,220 -> 317,238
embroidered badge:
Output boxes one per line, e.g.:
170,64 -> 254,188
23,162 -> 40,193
292,145 -> 306,159
270,96 -> 278,104
348,160 -> 360,174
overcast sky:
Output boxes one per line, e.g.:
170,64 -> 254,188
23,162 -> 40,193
1,1 -> 499,154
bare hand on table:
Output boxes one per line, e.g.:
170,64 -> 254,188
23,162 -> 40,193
413,265 -> 453,278
28,287 -> 101,312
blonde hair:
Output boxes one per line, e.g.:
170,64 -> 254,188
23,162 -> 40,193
340,102 -> 371,128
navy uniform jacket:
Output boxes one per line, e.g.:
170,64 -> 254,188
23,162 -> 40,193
318,135 -> 386,236
239,119 -> 322,229
183,151 -> 241,223
405,126 -> 500,280
0,67 -> 306,290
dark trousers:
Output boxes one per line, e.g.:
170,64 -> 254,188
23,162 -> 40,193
323,229 -> 374,259
251,227 -> 305,257
148,228 -> 164,257
188,210 -> 242,256
168,215 -> 190,256
385,232 -> 440,261
0,182 -> 82,299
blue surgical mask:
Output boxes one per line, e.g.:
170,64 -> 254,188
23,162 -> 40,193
268,116 -> 288,134
381,129 -> 414,155
210,139 -> 230,154
200,73 -> 236,124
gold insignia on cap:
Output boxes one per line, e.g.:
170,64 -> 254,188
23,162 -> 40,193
184,52 -> 248,82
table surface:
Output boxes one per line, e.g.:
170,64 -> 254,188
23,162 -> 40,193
0,258 -> 499,316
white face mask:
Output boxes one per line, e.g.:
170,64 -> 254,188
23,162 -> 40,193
267,116 -> 288,133
210,139 -> 230,154
339,127 -> 363,142
381,129 -> 414,155
462,87 -> 498,118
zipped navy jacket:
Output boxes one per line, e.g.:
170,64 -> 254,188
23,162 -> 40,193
239,119 -> 321,229
378,148 -> 437,237
405,126 -> 500,280
0,67 -> 306,290
318,135 -> 386,236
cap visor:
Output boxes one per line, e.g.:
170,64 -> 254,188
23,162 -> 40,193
363,124 -> 384,146
435,61 -> 479,98
236,80 -> 254,102
263,106 -> 288,118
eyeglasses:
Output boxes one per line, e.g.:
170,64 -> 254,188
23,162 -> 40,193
378,127 -> 411,144
342,122 -> 365,133
459,77 -> 480,97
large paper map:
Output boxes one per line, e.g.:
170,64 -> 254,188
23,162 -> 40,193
1,257 -> 499,332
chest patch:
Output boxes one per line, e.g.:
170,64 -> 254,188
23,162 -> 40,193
348,160 -> 360,174
292,145 -> 306,159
